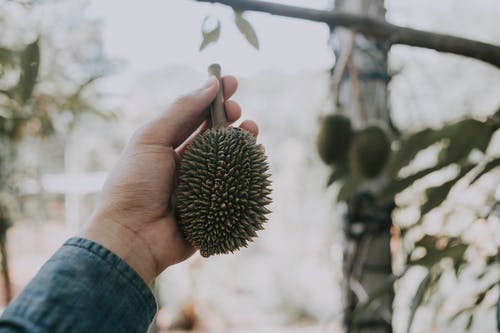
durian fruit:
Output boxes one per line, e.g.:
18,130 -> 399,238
316,114 -> 353,165
176,64 -> 272,257
350,125 -> 391,179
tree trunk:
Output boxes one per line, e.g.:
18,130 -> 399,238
0,231 -> 12,305
0,141 -> 14,306
331,0 -> 394,332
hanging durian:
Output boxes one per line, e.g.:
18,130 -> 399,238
316,114 -> 353,165
176,64 -> 272,257
350,125 -> 391,179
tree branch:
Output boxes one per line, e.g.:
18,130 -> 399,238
196,0 -> 500,69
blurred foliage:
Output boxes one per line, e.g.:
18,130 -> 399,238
0,0 -> 116,229
199,16 -> 221,51
318,110 -> 500,331
199,10 -> 259,51
233,11 -> 259,50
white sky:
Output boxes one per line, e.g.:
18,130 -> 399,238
87,0 -> 333,92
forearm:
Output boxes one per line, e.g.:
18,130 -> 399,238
0,238 -> 157,333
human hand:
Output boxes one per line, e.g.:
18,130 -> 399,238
80,75 -> 259,285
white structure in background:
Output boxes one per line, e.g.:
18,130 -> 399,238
50,141 -> 106,227
20,143 -> 107,228
41,172 -> 106,227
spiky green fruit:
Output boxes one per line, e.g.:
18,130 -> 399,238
316,114 -> 353,165
350,125 -> 391,179
176,127 -> 272,257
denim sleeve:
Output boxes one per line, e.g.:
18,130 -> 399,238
0,237 -> 157,333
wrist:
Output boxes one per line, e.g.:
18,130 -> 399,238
79,215 -> 158,286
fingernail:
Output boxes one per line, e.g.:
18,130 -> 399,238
201,76 -> 217,90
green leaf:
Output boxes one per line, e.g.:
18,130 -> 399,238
470,157 -> 500,184
199,17 -> 221,51
453,256 -> 466,277
420,179 -> 457,215
437,118 -> 495,164
337,175 -> 360,202
410,242 -> 467,267
0,47 -> 16,67
415,234 -> 438,251
15,39 -> 40,104
37,111 -> 55,137
407,271 -> 432,333
0,204 -> 13,233
420,164 -> 475,215
475,290 -> 487,306
387,118 -> 495,180
450,307 -> 472,323
466,313 -> 474,330
413,236 -> 467,277
326,162 -> 348,187
387,128 -> 441,177
234,11 -> 259,49
378,164 -> 444,205
351,276 -> 397,322
497,294 -> 499,333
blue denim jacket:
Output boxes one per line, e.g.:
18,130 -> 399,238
0,237 -> 157,332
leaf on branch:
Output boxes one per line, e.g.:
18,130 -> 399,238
453,256 -> 467,277
0,47 -> 16,68
337,175 -> 360,202
74,74 -> 104,98
351,276 -> 397,322
437,118 -> 495,165
412,235 -> 467,276
415,234 -> 438,251
199,16 -> 221,51
466,313 -> 474,330
378,164 -> 444,205
35,110 -> 55,137
234,11 -> 259,49
0,89 -> 14,99
14,38 -> 40,104
386,118 -> 495,181
420,178 -> 457,216
450,307 -> 473,323
407,271 -> 432,333
447,279 -> 497,327
410,241 -> 467,267
470,156 -> 500,184
326,162 -> 349,187
379,118 -> 493,207
420,163 -> 475,215
387,128 -> 441,177
497,290 -> 500,333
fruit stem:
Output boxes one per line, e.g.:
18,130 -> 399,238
208,63 -> 227,129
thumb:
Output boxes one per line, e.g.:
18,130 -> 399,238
135,77 -> 219,147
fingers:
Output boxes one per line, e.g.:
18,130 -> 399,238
222,75 -> 238,99
224,100 -> 241,123
134,77 -> 218,147
134,75 -> 239,148
239,120 -> 259,137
